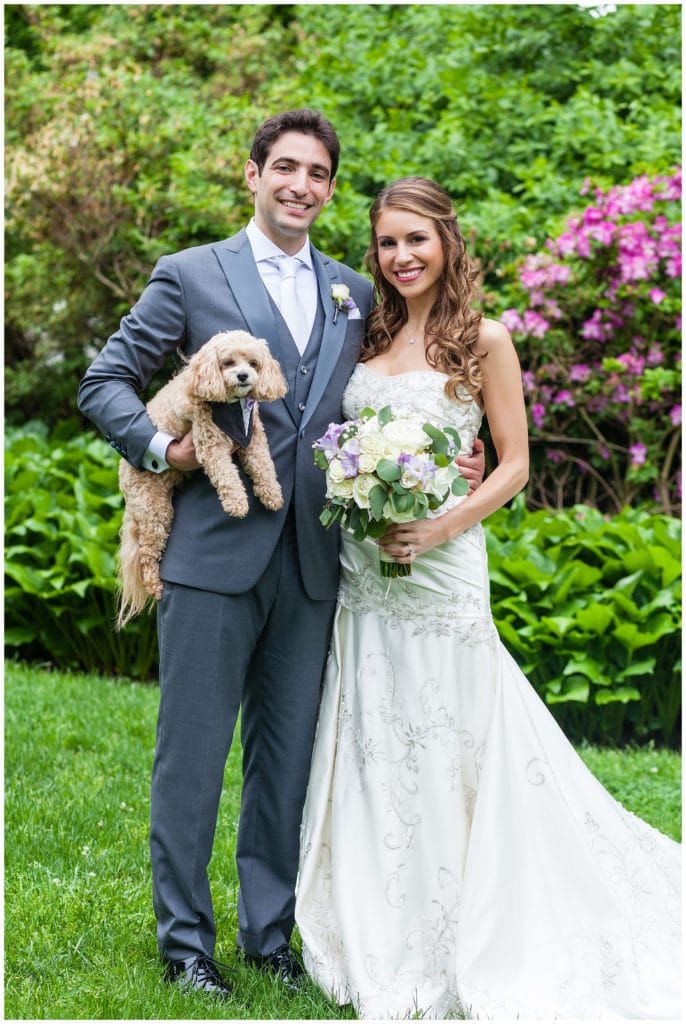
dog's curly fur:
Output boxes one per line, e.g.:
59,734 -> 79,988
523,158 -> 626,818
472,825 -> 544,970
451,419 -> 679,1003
117,331 -> 288,628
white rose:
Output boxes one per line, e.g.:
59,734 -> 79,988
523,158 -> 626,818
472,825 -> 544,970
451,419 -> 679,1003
352,474 -> 377,508
400,471 -> 421,490
358,430 -> 387,459
328,477 -> 354,500
382,418 -> 430,451
327,458 -> 347,483
331,283 -> 350,303
358,452 -> 378,474
427,465 -> 455,499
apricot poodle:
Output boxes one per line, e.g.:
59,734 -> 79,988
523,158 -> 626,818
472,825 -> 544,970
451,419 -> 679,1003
118,330 -> 287,627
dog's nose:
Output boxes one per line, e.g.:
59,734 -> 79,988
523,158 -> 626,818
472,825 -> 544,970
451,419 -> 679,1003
237,371 -> 249,384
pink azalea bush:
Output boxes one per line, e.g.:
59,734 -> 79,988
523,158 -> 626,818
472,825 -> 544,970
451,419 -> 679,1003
499,169 -> 681,513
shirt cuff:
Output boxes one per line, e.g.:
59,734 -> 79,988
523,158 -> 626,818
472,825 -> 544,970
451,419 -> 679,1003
141,431 -> 176,473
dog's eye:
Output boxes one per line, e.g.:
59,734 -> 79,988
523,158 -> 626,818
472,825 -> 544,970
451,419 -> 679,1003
249,360 -> 260,369
221,358 -> 235,367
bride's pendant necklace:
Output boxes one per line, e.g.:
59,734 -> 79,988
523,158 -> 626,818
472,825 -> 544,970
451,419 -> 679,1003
406,327 -> 424,346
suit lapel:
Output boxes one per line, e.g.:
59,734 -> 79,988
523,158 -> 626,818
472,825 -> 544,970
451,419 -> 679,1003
212,231 -> 283,360
212,231 -> 298,426
300,248 -> 348,432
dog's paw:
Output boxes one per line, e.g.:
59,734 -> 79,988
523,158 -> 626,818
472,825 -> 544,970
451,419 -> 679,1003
260,488 -> 284,511
221,497 -> 249,518
146,580 -> 164,600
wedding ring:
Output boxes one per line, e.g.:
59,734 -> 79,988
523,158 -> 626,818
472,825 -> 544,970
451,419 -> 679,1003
407,543 -> 416,558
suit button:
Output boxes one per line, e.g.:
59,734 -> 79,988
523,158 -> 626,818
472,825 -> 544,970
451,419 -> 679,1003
300,365 -> 308,375
298,402 -> 306,412
151,460 -> 159,470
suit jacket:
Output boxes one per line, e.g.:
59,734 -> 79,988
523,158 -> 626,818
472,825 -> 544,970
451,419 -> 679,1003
77,228 -> 375,600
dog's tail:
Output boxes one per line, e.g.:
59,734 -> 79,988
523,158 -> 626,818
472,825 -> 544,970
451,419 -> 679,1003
116,511 -> 155,629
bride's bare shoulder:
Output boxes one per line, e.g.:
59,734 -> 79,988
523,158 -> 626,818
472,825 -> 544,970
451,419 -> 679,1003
475,317 -> 514,358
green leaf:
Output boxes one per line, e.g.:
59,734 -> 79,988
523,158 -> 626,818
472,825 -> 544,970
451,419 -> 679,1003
376,458 -> 401,482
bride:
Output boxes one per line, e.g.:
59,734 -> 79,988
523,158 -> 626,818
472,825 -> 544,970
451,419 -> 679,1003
295,177 -> 681,1019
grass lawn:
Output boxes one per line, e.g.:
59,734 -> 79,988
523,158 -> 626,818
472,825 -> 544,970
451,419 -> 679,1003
4,660 -> 681,1020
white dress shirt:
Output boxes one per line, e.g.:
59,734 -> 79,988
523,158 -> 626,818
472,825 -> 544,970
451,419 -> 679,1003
143,219 -> 317,473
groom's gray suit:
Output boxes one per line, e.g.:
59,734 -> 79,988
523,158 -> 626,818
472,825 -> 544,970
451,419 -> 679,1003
78,228 -> 374,960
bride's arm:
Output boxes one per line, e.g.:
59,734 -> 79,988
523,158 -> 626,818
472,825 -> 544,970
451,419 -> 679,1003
380,319 -> 529,558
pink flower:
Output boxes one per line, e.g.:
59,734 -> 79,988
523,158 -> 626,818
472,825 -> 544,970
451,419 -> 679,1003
501,309 -> 524,333
647,343 -> 664,366
531,403 -> 546,428
523,310 -> 550,339
629,442 -> 647,467
670,404 -> 682,426
546,448 -> 565,463
556,232 -> 577,257
649,288 -> 667,304
597,444 -> 610,460
554,389 -> 575,407
569,363 -> 592,383
582,310 -> 608,341
617,352 -> 646,375
521,370 -> 536,392
665,253 -> 682,278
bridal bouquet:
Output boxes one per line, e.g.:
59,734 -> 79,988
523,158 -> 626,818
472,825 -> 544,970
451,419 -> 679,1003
313,405 -> 468,577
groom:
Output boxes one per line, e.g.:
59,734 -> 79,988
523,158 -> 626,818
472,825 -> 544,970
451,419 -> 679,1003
78,109 -> 484,999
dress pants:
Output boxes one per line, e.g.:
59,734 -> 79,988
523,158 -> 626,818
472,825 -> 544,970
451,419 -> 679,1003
150,508 -> 337,959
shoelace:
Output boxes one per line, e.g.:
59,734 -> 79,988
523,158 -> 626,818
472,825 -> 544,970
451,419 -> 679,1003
187,955 -> 234,986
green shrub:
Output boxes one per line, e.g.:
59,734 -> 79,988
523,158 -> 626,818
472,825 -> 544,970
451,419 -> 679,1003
4,422 -> 157,678
5,426 -> 681,746
487,498 -> 681,746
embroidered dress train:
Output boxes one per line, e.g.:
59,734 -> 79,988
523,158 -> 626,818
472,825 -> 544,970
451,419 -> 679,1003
295,364 -> 681,1020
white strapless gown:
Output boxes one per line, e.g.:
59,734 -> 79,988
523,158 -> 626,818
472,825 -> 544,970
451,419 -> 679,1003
295,365 -> 681,1020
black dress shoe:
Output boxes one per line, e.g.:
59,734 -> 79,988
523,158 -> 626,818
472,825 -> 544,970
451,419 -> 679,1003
163,954 -> 233,999
242,943 -> 305,988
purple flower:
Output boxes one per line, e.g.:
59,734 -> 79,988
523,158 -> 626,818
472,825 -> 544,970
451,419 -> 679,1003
521,369 -> 536,392
546,448 -> 565,464
629,442 -> 647,467
523,310 -> 550,339
670,404 -> 682,426
339,438 -> 360,477
501,309 -> 524,333
649,287 -> 667,305
531,403 -> 546,428
617,352 -> 646,376
313,421 -> 347,460
569,363 -> 592,383
554,389 -> 575,408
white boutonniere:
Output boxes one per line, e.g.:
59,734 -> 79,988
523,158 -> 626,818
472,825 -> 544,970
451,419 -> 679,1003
331,283 -> 358,323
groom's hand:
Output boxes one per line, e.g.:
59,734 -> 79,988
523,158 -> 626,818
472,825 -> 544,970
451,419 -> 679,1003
456,438 -> 485,493
166,432 -> 201,471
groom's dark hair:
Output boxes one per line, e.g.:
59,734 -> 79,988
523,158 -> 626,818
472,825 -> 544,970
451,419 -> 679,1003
250,109 -> 340,180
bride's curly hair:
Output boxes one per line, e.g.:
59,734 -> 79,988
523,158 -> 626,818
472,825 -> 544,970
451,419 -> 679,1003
363,177 -> 484,401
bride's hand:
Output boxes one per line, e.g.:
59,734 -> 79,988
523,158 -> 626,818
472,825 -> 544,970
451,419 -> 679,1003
378,518 -> 450,563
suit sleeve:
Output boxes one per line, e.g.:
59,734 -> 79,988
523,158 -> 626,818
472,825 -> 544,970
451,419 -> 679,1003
77,254 -> 187,469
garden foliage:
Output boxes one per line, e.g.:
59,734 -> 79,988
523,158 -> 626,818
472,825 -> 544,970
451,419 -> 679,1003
5,424 -> 680,745
6,3 -> 681,445
487,498 -> 681,747
499,170 -> 681,513
5,423 -> 157,678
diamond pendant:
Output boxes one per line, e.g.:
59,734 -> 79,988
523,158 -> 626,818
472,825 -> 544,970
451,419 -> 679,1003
408,336 -> 417,345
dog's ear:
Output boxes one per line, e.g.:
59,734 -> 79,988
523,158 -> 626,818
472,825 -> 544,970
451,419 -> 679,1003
253,344 -> 289,402
190,344 -> 226,401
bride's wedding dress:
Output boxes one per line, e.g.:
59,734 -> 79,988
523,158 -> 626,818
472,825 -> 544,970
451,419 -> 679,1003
295,364 -> 681,1020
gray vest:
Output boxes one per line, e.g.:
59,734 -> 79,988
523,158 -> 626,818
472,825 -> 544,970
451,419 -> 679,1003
266,293 -> 326,423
